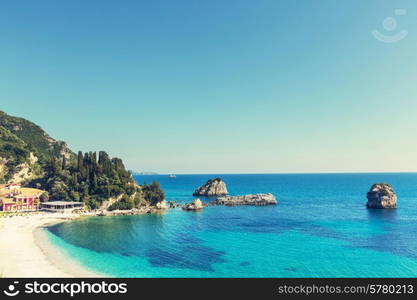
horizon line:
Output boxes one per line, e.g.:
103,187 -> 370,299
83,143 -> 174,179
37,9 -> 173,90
132,171 -> 417,175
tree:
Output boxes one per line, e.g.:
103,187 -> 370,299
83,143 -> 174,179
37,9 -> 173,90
108,194 -> 134,211
142,181 -> 165,205
40,192 -> 49,202
27,149 -> 165,211
133,190 -> 145,207
62,156 -> 67,170
50,156 -> 62,175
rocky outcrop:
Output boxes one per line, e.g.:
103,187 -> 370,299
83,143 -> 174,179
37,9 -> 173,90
155,200 -> 167,209
182,199 -> 204,211
100,194 -> 124,211
366,183 -> 397,209
97,207 -> 154,216
168,201 -> 181,208
8,162 -> 33,184
213,193 -> 277,206
193,178 -> 228,196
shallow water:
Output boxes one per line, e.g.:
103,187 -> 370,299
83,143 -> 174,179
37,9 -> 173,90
46,173 -> 417,277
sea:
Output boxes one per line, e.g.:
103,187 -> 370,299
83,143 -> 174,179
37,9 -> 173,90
45,173 -> 417,277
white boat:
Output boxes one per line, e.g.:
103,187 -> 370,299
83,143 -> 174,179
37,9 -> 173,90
168,174 -> 176,178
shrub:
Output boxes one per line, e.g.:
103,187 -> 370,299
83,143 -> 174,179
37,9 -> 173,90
108,195 -> 134,211
142,181 -> 165,205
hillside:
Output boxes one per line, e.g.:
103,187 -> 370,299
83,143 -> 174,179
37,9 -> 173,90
0,125 -> 38,183
0,111 -> 74,160
0,111 -> 164,210
0,111 -> 74,183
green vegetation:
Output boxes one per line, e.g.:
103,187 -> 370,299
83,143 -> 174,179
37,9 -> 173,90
108,194 -> 135,211
28,151 -> 140,209
0,126 -> 30,183
108,181 -> 165,211
142,181 -> 165,205
0,111 -> 74,160
0,111 -> 165,211
0,111 -> 74,183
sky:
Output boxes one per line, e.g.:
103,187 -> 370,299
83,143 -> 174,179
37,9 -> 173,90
1,0 -> 417,174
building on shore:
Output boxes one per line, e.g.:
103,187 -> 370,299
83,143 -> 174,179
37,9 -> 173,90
41,201 -> 83,212
7,183 -> 21,190
1,183 -> 85,213
0,185 -> 45,212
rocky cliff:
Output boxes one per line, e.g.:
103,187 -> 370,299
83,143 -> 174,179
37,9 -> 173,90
193,178 -> 228,196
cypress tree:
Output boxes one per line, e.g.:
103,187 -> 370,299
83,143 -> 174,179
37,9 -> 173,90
77,151 -> 83,170
62,156 -> 67,170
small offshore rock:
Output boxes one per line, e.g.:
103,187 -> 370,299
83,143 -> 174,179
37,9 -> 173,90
183,198 -> 204,211
213,193 -> 277,206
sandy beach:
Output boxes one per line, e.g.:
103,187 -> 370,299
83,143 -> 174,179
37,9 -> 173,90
0,212 -> 101,277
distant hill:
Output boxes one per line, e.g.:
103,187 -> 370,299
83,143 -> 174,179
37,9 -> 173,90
129,170 -> 159,175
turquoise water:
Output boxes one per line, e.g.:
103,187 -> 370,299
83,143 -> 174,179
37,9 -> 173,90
46,173 -> 417,277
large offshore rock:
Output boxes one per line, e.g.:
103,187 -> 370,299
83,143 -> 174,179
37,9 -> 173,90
193,178 -> 228,196
366,183 -> 397,209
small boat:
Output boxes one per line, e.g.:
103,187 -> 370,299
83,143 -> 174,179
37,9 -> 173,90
168,174 -> 176,178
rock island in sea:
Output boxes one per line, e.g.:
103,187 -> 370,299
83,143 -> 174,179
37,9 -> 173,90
193,178 -> 228,196
366,183 -> 397,209
213,193 -> 277,206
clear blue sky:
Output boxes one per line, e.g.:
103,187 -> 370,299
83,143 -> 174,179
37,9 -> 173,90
1,0 -> 417,174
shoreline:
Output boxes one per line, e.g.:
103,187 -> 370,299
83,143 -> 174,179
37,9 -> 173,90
0,204 -> 180,277
0,212 -> 102,278
0,199 -> 267,278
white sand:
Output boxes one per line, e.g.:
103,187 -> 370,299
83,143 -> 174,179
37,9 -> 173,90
0,213 -> 101,277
